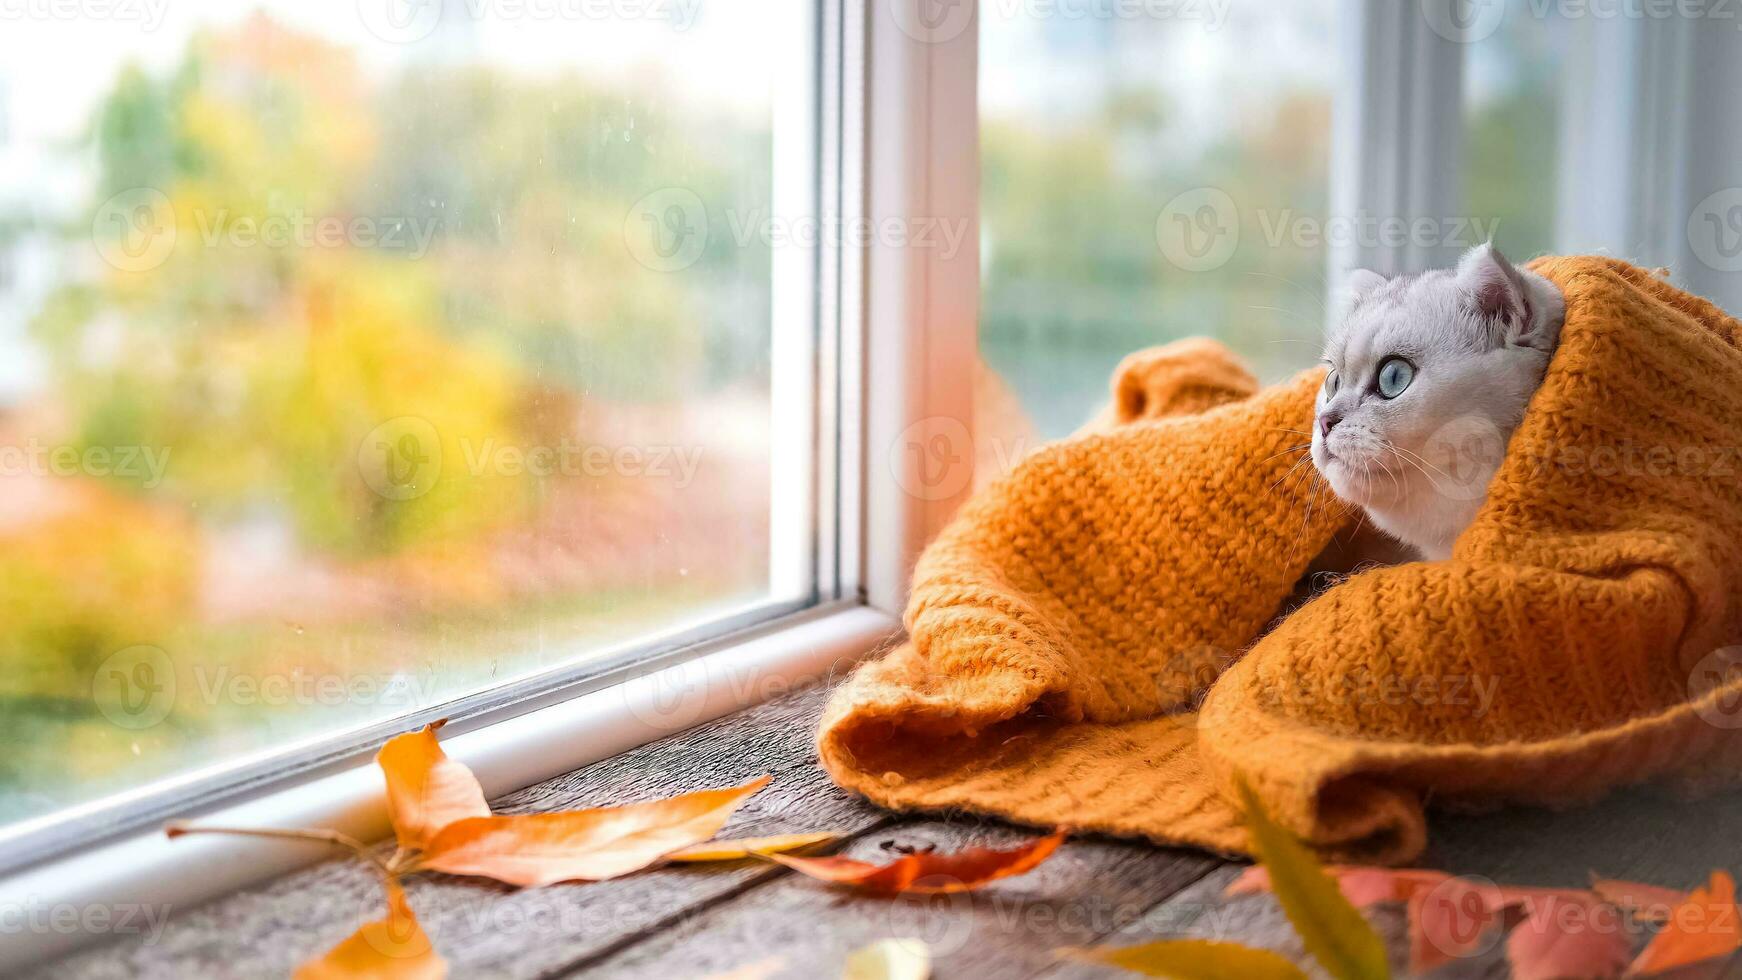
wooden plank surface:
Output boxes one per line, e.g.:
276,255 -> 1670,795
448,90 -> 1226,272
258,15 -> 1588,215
573,821 -> 1220,979
36,674 -> 1742,980
36,683 -> 894,980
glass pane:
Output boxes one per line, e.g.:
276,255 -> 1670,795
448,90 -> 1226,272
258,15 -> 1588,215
1463,0 -> 1565,261
0,3 -> 814,829
979,4 -> 1339,441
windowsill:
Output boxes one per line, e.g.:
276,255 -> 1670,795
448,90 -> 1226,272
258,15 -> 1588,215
0,602 -> 898,974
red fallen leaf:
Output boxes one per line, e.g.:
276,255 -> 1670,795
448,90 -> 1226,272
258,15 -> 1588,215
769,831 -> 1065,895
1503,891 -> 1630,980
1628,870 -> 1742,977
1231,863 -> 1634,980
1592,876 -> 1687,925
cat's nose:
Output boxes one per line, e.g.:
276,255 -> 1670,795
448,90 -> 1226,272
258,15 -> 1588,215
1318,410 -> 1343,437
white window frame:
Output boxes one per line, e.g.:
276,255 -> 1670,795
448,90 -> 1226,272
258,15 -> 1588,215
0,0 -> 985,970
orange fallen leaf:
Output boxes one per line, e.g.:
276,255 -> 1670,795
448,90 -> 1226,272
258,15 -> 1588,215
293,879 -> 445,980
1628,870 -> 1742,977
1592,876 -> 1686,925
377,721 -> 490,852
768,831 -> 1064,895
664,831 -> 841,862
413,776 -> 771,886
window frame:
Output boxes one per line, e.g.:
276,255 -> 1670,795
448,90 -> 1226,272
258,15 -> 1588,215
0,0 -> 971,968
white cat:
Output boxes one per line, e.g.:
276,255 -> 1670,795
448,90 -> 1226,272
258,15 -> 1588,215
1311,243 -> 1565,560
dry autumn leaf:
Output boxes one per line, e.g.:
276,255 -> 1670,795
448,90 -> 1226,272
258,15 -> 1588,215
1060,938 -> 1309,979
1230,862 -> 1636,980
376,721 -> 491,852
1235,781 -> 1391,980
1628,870 -> 1742,977
665,831 -> 841,863
412,776 -> 772,885
768,831 -> 1064,895
842,938 -> 930,980
293,879 -> 445,980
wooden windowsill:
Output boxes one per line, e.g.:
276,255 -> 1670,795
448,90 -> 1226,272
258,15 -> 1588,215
37,682 -> 1742,978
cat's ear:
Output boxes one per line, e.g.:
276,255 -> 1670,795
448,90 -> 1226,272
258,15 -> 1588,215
1456,242 -> 1537,346
1338,268 -> 1387,315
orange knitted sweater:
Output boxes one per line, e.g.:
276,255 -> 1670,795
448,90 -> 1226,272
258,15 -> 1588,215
818,257 -> 1742,864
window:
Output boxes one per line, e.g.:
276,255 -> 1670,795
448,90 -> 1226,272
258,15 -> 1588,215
0,1 -> 824,855
979,2 -> 1340,440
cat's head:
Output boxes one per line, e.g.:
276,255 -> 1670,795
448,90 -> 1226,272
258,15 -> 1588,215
1311,243 -> 1563,521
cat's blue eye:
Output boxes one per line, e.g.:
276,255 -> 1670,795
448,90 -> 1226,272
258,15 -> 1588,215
1376,356 -> 1414,398
1323,370 -> 1339,397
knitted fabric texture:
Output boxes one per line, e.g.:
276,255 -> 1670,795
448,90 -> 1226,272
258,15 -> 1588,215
818,256 -> 1742,864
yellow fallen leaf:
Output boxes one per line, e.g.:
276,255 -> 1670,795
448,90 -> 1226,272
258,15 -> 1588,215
1061,939 -> 1309,979
294,879 -> 445,980
843,938 -> 929,980
665,831 -> 841,862
414,776 -> 771,885
377,721 -> 490,852
1236,780 -> 1391,980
